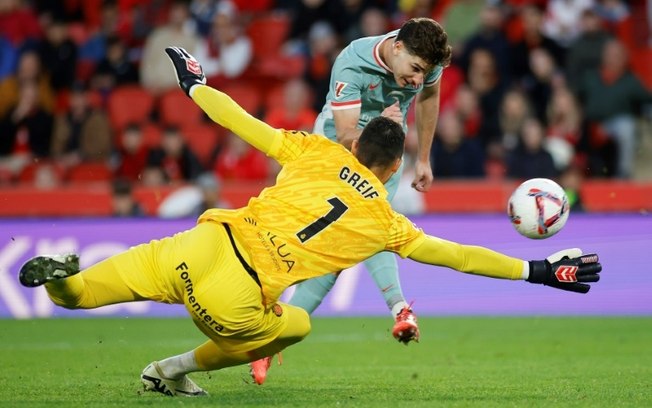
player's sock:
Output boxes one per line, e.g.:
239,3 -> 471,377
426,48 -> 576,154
363,251 -> 406,311
288,273 -> 338,314
157,350 -> 200,379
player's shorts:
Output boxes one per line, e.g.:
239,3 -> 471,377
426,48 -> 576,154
106,221 -> 290,354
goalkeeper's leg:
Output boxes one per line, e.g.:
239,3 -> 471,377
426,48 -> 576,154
152,304 -> 310,390
32,253 -> 144,309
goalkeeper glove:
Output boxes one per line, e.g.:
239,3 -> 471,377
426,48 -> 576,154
528,248 -> 601,294
164,46 -> 206,97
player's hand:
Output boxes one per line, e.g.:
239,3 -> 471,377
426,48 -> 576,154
381,100 -> 403,125
164,46 -> 206,97
411,159 -> 433,192
527,248 -> 601,293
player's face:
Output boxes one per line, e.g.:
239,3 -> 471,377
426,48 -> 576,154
391,42 -> 430,88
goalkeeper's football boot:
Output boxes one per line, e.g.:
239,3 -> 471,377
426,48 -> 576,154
141,362 -> 207,397
18,254 -> 80,287
249,353 -> 282,385
392,305 -> 420,344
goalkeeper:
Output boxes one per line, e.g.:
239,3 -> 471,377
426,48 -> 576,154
18,47 -> 602,398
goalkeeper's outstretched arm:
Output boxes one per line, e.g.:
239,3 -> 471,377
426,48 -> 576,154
164,46 -> 282,155
408,236 -> 602,293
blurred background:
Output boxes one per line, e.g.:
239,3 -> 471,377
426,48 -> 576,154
1,0 -> 651,319
0,0 -> 650,217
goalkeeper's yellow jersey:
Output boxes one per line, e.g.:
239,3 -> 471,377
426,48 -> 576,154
198,129 -> 426,306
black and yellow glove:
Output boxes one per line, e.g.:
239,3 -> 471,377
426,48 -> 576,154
528,248 -> 601,294
164,46 -> 206,97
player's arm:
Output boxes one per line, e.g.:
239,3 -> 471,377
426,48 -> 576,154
411,81 -> 439,192
332,107 -> 363,151
407,236 -> 601,293
164,46 -> 282,155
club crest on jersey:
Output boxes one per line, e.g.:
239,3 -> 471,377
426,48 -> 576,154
334,81 -> 348,98
186,59 -> 202,75
272,304 -> 283,317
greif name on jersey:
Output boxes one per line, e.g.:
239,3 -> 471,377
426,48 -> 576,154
339,166 -> 379,199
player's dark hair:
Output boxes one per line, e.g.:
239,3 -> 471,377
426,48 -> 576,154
357,117 -> 404,169
396,18 -> 452,69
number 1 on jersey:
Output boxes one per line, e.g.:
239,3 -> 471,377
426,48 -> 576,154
296,197 -> 348,243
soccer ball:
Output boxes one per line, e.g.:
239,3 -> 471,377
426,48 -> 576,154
507,178 -> 570,239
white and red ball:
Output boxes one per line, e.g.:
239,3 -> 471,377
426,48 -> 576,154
507,178 -> 570,239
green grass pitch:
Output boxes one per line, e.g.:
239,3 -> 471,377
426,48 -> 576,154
1,317 -> 651,407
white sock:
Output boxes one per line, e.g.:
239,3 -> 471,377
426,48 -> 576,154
157,350 -> 199,379
391,301 -> 410,317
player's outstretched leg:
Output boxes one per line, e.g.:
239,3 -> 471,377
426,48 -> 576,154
18,254 -> 80,287
363,251 -> 420,344
141,362 -> 208,397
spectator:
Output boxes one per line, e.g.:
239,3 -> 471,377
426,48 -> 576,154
431,110 -> 485,178
146,126 -> 204,183
510,3 -> 565,84
506,117 -> 557,180
111,178 -> 145,217
193,0 -> 252,87
0,49 -> 55,119
542,0 -> 594,47
37,18 -> 78,91
265,78 -> 317,132
458,4 -> 511,84
79,0 -> 123,63
523,48 -> 561,124
565,8 -> 612,90
559,165 -> 586,212
466,48 -> 506,147
546,86 -> 582,171
189,0 -> 219,37
140,0 -> 199,95
575,39 -> 652,178
284,0 -> 344,55
214,131 -> 269,181
92,35 -> 139,91
344,7 -> 389,45
0,80 -> 54,158
304,21 -> 340,113
453,84 -> 482,139
51,82 -> 113,168
112,123 -> 151,182
499,88 -> 532,152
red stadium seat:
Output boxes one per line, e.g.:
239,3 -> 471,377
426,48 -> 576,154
159,89 -> 204,128
246,13 -> 290,59
220,83 -> 262,115
182,123 -> 223,166
107,85 -> 155,130
66,162 -> 113,183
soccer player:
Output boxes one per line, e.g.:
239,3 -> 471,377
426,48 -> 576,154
18,48 -> 602,397
250,16 -> 453,385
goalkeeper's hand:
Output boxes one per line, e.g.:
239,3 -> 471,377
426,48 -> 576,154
528,248 -> 601,294
164,46 -> 206,97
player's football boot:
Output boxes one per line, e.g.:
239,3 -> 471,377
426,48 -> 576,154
249,353 -> 282,385
18,254 -> 80,287
392,305 -> 420,344
141,362 -> 207,397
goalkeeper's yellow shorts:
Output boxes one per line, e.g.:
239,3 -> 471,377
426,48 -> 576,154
52,221 -> 290,354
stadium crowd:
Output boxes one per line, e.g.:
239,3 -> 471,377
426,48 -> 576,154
0,0 -> 651,198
